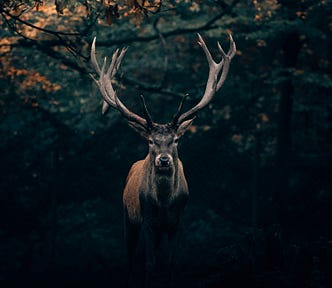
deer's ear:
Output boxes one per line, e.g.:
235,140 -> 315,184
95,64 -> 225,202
176,118 -> 194,137
128,121 -> 150,139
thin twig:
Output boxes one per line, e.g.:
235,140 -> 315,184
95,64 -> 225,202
121,75 -> 186,99
1,8 -> 81,36
96,0 -> 239,47
1,9 -> 89,62
152,17 -> 169,89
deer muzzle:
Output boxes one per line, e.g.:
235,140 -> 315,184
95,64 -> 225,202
155,154 -> 173,171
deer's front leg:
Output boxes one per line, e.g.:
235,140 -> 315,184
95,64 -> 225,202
167,219 -> 184,269
142,220 -> 156,274
168,193 -> 188,262
140,194 -> 159,287
167,194 -> 188,285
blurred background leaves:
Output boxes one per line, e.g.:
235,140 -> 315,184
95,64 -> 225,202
1,1 -> 332,287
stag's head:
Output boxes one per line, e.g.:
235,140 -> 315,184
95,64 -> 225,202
140,121 -> 193,174
90,34 -> 236,174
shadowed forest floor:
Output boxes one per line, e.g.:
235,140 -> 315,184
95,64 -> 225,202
1,197 -> 331,288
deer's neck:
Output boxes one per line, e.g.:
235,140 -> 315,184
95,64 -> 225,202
145,156 -> 180,205
155,168 -> 177,204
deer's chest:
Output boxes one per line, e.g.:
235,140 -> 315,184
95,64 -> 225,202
140,193 -> 188,230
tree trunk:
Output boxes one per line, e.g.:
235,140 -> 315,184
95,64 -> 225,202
275,31 -> 301,225
267,31 -> 301,270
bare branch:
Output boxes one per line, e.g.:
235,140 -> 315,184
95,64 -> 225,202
93,0 -> 240,47
0,8 -> 81,36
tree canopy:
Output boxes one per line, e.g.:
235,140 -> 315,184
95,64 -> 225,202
1,1 -> 332,287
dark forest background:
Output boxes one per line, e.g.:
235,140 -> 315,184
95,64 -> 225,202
0,1 -> 331,287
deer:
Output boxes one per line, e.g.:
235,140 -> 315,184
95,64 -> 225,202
90,33 -> 236,287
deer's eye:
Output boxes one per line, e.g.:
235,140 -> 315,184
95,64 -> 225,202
148,139 -> 154,145
174,138 -> 179,144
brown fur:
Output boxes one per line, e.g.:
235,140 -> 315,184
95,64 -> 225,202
123,155 -> 187,225
123,158 -> 145,224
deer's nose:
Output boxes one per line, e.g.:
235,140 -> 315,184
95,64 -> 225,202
159,155 -> 170,166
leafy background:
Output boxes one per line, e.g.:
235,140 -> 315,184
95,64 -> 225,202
0,0 -> 331,287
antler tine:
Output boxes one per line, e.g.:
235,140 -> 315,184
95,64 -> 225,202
106,48 -> 119,78
176,33 -> 236,125
216,33 -> 236,91
197,33 -> 214,66
172,93 -> 188,126
91,37 -> 101,74
228,34 -> 237,58
140,95 -> 154,129
106,47 -> 128,79
90,37 -> 148,128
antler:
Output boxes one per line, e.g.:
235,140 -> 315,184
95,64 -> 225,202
90,37 -> 153,130
174,33 -> 236,125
